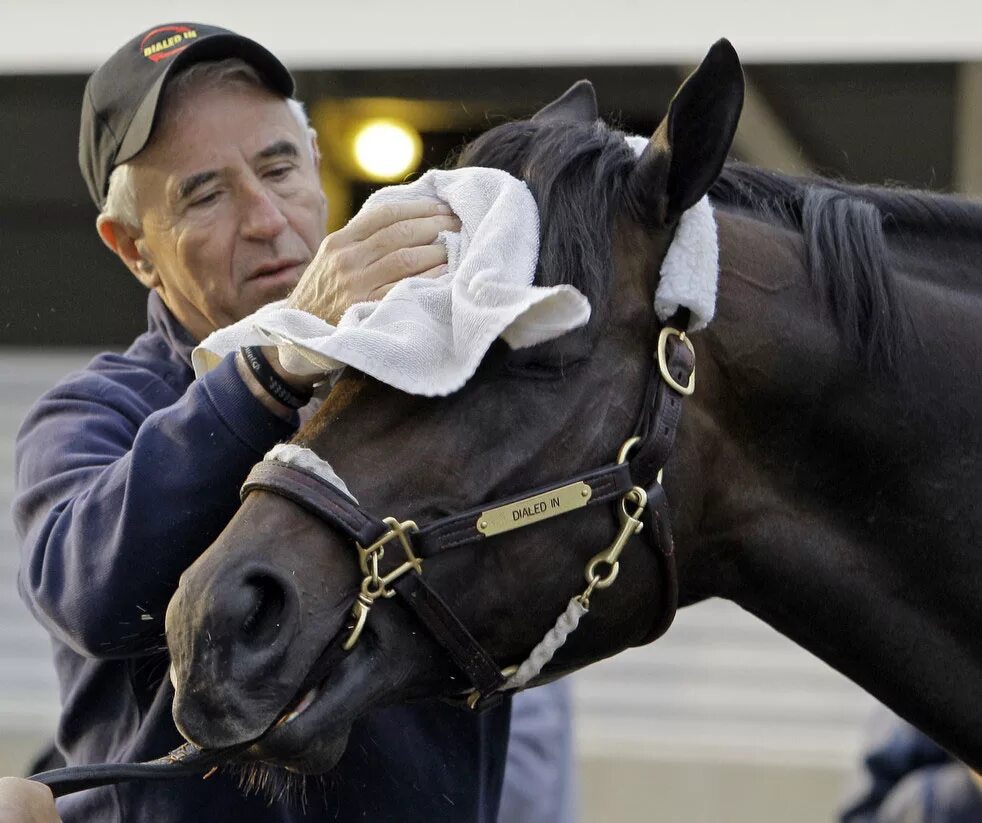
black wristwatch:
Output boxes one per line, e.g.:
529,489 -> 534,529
240,346 -> 313,410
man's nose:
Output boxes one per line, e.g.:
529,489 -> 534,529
239,181 -> 289,240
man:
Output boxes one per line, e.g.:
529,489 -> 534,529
13,22 -> 571,822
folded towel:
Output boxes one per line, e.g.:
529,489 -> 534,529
192,167 -> 591,396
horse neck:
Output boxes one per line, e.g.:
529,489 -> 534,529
672,206 -> 982,769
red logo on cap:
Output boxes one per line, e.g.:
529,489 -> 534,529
140,25 -> 199,63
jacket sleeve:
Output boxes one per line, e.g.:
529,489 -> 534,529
13,353 -> 297,659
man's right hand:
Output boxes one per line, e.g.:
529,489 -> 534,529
287,199 -> 458,326
239,200 -> 459,415
0,777 -> 60,823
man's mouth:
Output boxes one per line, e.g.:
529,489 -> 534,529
248,259 -> 306,283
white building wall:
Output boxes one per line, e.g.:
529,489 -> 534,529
3,0 -> 982,74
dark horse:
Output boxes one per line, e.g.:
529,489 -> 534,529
165,39 -> 982,779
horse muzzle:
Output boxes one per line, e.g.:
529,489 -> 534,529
166,559 -> 307,750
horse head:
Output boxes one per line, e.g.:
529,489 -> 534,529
164,39 -> 745,773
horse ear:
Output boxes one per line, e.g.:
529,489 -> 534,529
531,80 -> 599,124
633,39 -> 745,221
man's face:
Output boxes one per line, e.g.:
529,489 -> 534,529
129,80 -> 328,340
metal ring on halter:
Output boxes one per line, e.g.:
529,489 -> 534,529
617,436 -> 642,464
464,665 -> 521,709
657,327 -> 696,395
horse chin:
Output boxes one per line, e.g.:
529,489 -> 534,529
247,722 -> 353,775
236,638 -> 387,774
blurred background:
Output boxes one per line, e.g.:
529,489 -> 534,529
2,1 -> 980,820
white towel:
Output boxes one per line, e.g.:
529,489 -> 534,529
192,167 -> 591,396
193,138 -> 719,396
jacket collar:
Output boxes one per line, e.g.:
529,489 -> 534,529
146,291 -> 197,370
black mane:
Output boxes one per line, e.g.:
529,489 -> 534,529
457,118 -> 980,370
455,120 -> 636,326
711,164 -> 982,370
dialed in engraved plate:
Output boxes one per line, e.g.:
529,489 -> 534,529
476,481 -> 592,537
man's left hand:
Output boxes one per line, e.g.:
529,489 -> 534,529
0,777 -> 60,823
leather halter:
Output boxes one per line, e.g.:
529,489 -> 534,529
239,315 -> 695,710
30,316 -> 695,798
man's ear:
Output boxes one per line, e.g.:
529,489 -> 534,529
96,216 -> 159,289
631,38 -> 745,222
305,128 -> 330,224
307,127 -> 322,171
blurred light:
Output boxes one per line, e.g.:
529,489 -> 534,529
352,119 -> 422,182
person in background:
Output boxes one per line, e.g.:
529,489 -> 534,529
840,706 -> 982,823
13,21 -> 573,823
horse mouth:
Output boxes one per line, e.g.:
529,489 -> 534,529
266,631 -> 352,731
170,623 -> 358,774
242,640 -> 366,773
273,682 -> 322,728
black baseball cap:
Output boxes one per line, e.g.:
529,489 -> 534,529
79,22 -> 295,209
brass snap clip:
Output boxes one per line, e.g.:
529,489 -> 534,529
579,486 -> 647,608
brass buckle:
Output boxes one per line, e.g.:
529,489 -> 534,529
355,517 -> 421,591
657,327 -> 696,396
344,518 -> 420,650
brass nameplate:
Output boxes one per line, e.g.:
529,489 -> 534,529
476,481 -> 592,537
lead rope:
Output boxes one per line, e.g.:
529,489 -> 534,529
502,596 -> 589,690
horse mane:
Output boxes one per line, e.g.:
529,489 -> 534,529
455,120 -> 636,328
710,164 -> 982,370
458,119 -> 979,371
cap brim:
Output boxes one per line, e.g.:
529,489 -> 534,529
115,33 -> 295,167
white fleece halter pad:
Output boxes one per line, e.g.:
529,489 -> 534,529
624,134 -> 719,332
263,444 -> 356,501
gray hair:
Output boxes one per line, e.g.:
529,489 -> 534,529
102,58 -> 313,228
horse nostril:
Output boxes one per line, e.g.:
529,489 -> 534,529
239,574 -> 287,646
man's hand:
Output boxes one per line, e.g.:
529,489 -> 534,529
0,777 -> 60,823
237,200 -> 458,416
287,199 -> 458,325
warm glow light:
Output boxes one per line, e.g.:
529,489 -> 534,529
352,119 -> 422,182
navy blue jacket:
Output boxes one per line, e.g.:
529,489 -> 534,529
14,292 -> 509,822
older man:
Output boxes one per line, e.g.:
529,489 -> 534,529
12,22 -> 573,823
